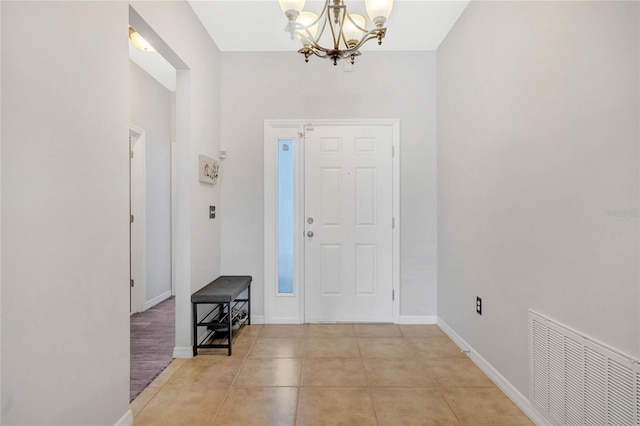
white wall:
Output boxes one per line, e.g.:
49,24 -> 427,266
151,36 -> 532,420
220,52 -> 437,319
129,61 -> 173,305
1,2 -> 130,424
1,1 -> 223,423
129,1 -> 222,352
437,0 -> 639,396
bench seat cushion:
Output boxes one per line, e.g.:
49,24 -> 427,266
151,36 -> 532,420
191,275 -> 252,304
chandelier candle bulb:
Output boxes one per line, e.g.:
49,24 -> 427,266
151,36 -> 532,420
343,14 -> 366,48
279,0 -> 393,65
365,0 -> 393,26
296,11 -> 320,43
280,0 -> 306,19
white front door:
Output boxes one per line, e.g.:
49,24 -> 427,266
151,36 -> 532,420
304,124 -> 394,322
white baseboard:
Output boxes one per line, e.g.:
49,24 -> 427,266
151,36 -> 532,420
173,346 -> 193,359
251,315 -> 265,324
397,315 -> 437,324
435,319 -> 471,351
143,290 -> 172,312
255,315 -> 439,325
436,318 -> 549,426
266,317 -> 304,324
114,410 -> 133,426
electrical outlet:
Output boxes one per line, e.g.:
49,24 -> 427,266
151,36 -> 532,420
476,297 -> 482,315
209,205 -> 216,219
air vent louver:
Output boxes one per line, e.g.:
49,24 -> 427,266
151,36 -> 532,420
529,310 -> 639,425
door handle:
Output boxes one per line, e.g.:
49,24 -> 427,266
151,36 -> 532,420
307,231 -> 314,237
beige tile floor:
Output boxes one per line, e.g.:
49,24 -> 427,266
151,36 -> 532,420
131,324 -> 533,426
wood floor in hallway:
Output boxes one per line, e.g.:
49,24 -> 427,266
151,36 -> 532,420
130,296 -> 175,401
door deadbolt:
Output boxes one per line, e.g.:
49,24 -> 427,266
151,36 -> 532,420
307,217 -> 314,224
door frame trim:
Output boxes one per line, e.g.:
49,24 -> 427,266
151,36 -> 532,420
264,119 -> 400,324
129,124 -> 146,314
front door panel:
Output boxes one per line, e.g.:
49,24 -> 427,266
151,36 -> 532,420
304,124 -> 393,322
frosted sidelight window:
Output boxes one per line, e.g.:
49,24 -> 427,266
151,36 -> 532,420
278,139 -> 294,294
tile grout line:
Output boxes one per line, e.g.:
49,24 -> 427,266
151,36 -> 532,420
438,387 -> 465,426
362,354 -> 382,426
293,356 -> 305,426
209,325 -> 260,426
294,326 -> 310,425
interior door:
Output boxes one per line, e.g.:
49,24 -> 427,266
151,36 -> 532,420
304,123 -> 394,322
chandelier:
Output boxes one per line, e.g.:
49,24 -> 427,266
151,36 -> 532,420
279,0 -> 394,65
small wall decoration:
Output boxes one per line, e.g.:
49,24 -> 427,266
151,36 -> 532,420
199,154 -> 219,184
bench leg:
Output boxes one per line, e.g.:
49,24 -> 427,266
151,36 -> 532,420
227,302 -> 232,356
192,303 -> 198,357
248,284 -> 251,325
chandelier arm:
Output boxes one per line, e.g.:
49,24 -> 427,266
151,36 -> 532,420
292,25 -> 315,45
292,25 -> 336,55
297,27 -> 386,60
289,21 -> 324,47
347,27 -> 387,52
315,11 -> 329,42
301,44 -> 333,55
326,4 -> 346,50
299,47 -> 329,59
337,7 -> 350,50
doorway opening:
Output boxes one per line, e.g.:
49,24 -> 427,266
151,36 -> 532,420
128,5 -> 191,402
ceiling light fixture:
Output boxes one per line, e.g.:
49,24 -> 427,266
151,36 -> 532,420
129,27 -> 155,53
279,0 -> 393,66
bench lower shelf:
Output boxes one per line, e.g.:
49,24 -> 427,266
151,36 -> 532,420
193,298 -> 250,356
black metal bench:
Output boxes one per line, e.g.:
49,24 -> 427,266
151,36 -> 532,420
191,275 -> 251,356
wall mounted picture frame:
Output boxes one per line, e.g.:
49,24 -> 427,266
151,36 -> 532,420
199,154 -> 219,184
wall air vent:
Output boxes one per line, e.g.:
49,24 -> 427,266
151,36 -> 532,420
529,310 -> 639,425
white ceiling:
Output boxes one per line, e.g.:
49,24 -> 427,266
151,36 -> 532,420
189,0 -> 470,52
130,1 -> 469,91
